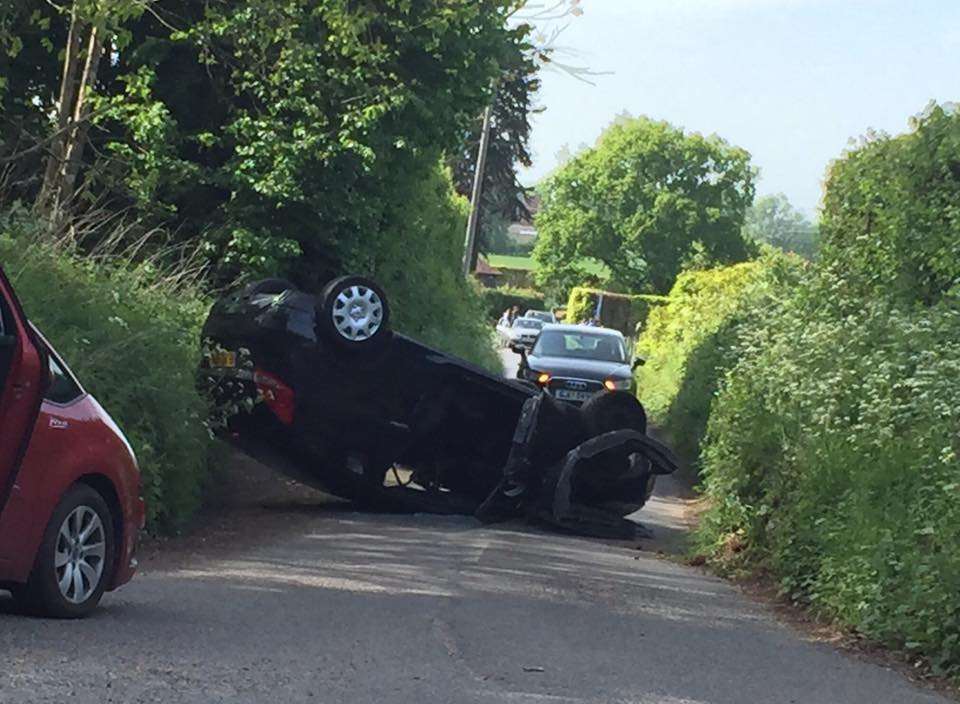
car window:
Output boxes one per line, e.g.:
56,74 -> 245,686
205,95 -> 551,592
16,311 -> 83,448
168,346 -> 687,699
0,289 -> 12,338
533,330 -> 626,363
45,353 -> 83,405
0,294 -> 16,349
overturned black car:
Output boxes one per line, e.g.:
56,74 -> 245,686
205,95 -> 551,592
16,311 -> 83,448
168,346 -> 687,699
200,276 -> 678,538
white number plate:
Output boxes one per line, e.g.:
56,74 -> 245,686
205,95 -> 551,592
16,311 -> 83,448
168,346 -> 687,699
555,389 -> 591,402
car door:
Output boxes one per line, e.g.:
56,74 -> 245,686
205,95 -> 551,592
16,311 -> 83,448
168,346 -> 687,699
0,267 -> 45,515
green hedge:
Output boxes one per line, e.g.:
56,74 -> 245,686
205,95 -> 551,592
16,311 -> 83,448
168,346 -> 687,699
478,286 -> 546,321
566,287 -> 668,335
697,281 -> 960,675
695,105 -> 960,676
369,163 -> 500,371
634,254 -> 802,465
819,104 -> 960,306
0,218 -> 212,531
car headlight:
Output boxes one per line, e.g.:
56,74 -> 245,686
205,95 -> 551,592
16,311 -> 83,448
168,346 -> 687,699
525,368 -> 549,384
603,378 -> 632,391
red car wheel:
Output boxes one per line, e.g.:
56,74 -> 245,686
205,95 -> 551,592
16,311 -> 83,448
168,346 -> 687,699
16,484 -> 116,619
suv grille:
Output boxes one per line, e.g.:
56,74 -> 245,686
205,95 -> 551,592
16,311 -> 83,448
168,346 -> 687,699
550,377 -> 604,393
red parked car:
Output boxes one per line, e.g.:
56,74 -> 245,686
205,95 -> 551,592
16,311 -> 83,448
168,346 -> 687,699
0,267 -> 144,618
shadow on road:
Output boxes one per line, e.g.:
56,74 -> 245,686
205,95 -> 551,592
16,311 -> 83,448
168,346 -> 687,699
1,456 -> 948,704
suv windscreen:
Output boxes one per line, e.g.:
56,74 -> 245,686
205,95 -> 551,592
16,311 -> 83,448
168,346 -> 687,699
533,330 -> 626,363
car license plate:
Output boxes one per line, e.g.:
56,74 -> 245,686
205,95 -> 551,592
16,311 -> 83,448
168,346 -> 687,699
555,389 -> 591,402
209,350 -> 237,368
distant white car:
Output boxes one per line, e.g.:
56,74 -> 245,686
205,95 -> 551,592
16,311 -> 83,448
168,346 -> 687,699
497,316 -> 545,351
524,309 -> 557,324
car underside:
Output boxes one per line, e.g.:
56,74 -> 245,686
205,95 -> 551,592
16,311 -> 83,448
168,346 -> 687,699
200,277 -> 678,539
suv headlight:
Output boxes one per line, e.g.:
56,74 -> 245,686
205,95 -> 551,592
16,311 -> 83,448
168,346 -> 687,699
604,378 -> 632,391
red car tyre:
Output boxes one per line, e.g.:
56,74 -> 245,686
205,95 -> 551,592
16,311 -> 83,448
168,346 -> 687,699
15,484 -> 116,619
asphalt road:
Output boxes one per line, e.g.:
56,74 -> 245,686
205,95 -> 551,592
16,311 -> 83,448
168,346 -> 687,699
0,347 -> 951,703
499,344 -> 523,380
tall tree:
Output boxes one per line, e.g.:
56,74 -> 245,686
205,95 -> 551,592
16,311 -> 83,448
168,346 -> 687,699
744,193 -> 818,259
533,115 -> 757,296
452,0 -> 600,263
449,25 -> 540,257
820,103 -> 960,305
35,0 -> 146,227
10,0 -> 528,286
0,2 -> 66,203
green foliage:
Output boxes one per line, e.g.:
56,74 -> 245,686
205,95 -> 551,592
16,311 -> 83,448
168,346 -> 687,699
565,287 -> 597,325
5,0 -> 530,287
634,254 -> 803,463
486,254 -> 537,271
1,1 -> 517,530
0,2 -> 64,197
0,215 -> 212,531
820,103 -> 960,306
566,287 -> 667,336
694,103 -> 960,675
448,26 -> 540,255
697,278 -> 960,674
744,193 -> 819,259
485,254 -> 610,278
88,66 -> 200,218
533,115 -> 757,298
478,286 -> 546,321
368,161 -> 500,370
114,0 -> 523,286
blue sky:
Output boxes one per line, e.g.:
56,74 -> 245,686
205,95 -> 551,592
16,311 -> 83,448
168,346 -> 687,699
519,0 -> 960,216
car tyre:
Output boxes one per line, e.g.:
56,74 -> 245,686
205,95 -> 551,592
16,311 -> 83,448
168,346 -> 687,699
18,484 -> 116,619
317,276 -> 391,350
580,391 -> 654,510
581,390 -> 647,435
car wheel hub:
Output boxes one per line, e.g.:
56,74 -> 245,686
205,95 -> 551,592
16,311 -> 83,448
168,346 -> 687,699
333,286 -> 383,341
55,506 -> 106,605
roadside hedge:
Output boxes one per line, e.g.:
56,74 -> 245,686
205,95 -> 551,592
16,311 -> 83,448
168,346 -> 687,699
695,104 -> 960,676
819,103 -> 960,307
697,280 -> 960,675
369,162 -> 500,371
478,286 -> 546,321
0,216 -> 212,531
566,287 -> 668,336
634,254 -> 802,464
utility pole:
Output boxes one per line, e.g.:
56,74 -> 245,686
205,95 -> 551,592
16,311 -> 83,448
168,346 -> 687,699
462,104 -> 494,278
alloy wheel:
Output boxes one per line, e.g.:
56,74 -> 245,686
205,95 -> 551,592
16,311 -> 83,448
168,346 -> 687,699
332,285 -> 384,341
54,506 -> 106,605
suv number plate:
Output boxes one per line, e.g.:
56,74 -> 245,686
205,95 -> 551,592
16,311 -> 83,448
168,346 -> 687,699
555,389 -> 591,402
